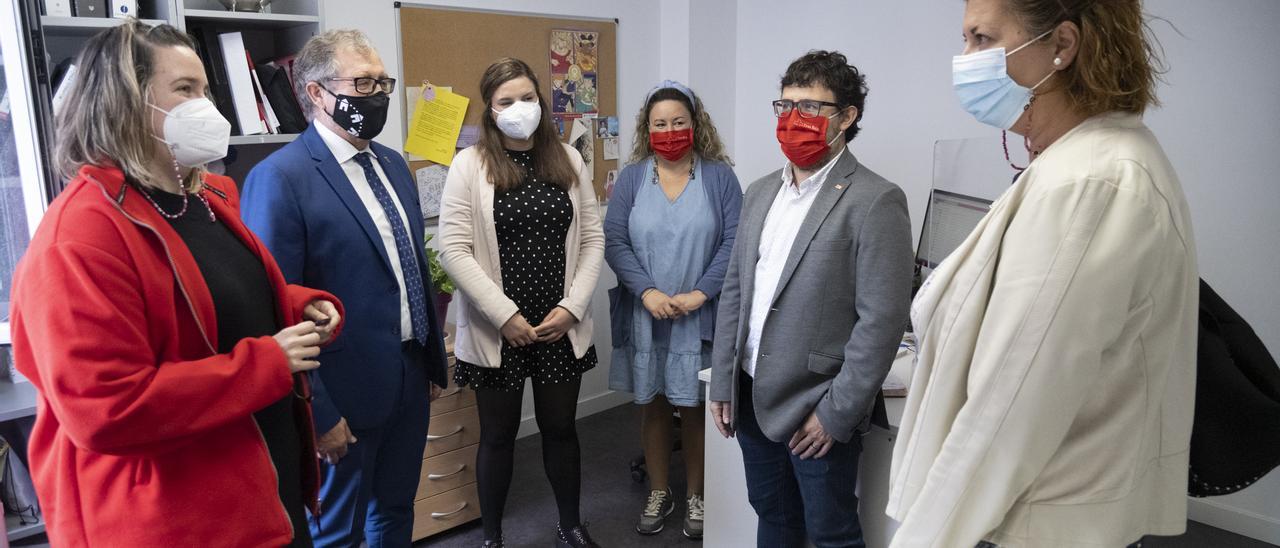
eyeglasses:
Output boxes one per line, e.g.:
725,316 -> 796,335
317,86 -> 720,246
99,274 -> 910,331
772,99 -> 843,118
327,77 -> 398,95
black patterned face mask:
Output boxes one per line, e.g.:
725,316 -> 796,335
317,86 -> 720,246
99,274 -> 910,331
320,84 -> 389,140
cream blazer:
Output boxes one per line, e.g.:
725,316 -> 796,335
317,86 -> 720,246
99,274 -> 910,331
438,143 -> 604,368
887,113 -> 1199,547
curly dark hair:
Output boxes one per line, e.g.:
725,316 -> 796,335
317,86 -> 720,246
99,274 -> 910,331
629,87 -> 732,165
779,50 -> 869,143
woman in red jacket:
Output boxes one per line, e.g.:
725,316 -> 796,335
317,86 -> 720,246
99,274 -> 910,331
9,21 -> 343,547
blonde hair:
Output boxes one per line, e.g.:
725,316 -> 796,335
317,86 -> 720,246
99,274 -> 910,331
54,19 -> 204,190
629,87 -> 732,165
1006,0 -> 1164,116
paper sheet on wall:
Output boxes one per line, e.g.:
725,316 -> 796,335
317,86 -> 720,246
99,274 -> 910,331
602,137 -> 619,160
404,86 -> 468,166
569,118 -> 594,178
415,164 -> 448,219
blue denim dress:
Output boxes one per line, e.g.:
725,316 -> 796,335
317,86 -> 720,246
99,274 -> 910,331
608,159 -> 717,407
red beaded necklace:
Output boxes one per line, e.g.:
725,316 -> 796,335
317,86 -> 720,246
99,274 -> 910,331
1002,93 -> 1041,173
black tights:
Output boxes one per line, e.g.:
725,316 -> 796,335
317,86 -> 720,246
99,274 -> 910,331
474,377 -> 583,540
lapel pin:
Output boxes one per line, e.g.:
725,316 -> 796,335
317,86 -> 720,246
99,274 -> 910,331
835,184 -> 844,190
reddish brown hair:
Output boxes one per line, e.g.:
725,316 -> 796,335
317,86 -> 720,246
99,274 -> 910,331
1003,0 -> 1164,115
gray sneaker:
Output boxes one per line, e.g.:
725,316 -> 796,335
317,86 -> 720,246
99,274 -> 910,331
683,493 -> 704,539
636,488 -> 675,535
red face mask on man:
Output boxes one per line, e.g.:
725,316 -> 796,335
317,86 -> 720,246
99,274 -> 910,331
650,127 -> 694,162
776,109 -> 844,168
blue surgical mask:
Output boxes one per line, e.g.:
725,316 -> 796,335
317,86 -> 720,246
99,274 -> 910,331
952,28 -> 1056,130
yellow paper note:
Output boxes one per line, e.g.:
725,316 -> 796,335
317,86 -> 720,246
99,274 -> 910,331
404,87 -> 469,166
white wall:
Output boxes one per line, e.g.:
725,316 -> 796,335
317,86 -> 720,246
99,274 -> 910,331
688,0 -> 738,159
727,0 -> 1280,543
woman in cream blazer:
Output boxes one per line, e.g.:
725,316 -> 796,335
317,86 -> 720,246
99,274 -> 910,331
437,58 -> 604,548
887,2 -> 1198,547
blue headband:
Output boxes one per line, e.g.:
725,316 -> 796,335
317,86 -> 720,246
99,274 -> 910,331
645,79 -> 696,110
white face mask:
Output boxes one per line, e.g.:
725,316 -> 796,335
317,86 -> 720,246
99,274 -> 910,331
492,100 -> 542,141
150,97 -> 232,167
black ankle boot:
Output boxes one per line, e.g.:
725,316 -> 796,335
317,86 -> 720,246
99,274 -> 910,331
556,522 -> 600,548
481,535 -> 503,547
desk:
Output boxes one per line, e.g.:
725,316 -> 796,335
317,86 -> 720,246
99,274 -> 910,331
699,356 -> 907,548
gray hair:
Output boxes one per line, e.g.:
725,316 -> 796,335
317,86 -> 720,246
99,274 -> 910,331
293,29 -> 376,120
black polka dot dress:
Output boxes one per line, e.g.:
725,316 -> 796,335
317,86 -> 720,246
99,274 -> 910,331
454,149 -> 598,391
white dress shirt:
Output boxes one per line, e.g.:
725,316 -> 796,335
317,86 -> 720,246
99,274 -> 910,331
315,122 -> 415,341
743,152 -> 844,377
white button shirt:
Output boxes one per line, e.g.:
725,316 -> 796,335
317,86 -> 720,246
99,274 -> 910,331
743,152 -> 844,377
315,122 -> 415,341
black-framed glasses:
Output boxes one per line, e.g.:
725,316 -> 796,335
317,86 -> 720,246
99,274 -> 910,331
327,76 -> 398,95
772,99 -> 843,118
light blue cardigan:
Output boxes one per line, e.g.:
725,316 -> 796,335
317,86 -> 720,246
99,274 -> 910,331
604,156 -> 743,344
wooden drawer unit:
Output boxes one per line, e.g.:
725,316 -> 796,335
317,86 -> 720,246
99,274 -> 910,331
413,334 -> 481,540
424,406 -> 480,457
432,360 -> 476,416
416,444 -> 478,500
432,383 -> 477,415
412,484 -> 482,539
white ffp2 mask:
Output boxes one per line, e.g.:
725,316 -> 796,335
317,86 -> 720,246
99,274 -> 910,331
492,100 -> 542,141
150,98 -> 232,167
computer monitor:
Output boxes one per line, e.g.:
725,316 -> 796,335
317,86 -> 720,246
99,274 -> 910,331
915,189 -> 993,269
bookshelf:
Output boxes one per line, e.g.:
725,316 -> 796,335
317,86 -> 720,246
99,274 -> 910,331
228,133 -> 299,145
40,15 -> 169,32
183,8 -> 319,28
176,0 -> 323,168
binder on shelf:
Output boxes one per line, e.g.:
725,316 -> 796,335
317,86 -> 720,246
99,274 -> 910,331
42,0 -> 72,17
246,53 -> 281,134
109,0 -> 136,19
216,31 -> 267,136
266,54 -> 298,91
189,26 -> 241,136
51,64 -> 78,115
256,63 -> 307,133
71,0 -> 107,17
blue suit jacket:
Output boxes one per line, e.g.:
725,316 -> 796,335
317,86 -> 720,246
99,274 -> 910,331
241,124 -> 448,433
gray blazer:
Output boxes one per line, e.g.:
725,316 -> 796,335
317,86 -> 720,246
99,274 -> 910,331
709,150 -> 913,443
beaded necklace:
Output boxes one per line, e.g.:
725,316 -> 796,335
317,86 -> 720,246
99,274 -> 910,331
651,155 -> 697,184
136,158 -> 215,222
1002,93 -> 1042,173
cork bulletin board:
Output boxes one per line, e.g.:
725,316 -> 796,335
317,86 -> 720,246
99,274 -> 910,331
395,3 -> 619,201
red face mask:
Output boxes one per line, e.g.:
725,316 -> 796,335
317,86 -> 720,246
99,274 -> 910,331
776,110 -> 842,168
650,128 -> 694,162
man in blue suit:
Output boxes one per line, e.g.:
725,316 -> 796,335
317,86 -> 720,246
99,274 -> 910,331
241,29 -> 448,548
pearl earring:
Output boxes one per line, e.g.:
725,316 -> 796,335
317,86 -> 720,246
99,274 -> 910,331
1053,57 -> 1063,66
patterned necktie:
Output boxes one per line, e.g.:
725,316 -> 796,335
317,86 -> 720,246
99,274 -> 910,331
353,152 -> 429,344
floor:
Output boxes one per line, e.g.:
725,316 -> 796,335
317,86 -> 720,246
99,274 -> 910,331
9,404 -> 1276,548
419,404 -> 1277,548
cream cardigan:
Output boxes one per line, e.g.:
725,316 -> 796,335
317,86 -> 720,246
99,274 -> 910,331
887,113 -> 1199,547
438,143 -> 604,368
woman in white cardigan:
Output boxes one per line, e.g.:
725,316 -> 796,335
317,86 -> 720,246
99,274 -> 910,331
438,58 -> 604,548
887,1 -> 1198,547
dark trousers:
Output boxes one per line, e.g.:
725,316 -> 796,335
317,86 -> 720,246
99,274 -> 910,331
310,341 -> 431,548
736,375 -> 865,548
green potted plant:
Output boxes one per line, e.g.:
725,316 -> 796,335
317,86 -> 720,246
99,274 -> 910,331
423,233 -> 455,326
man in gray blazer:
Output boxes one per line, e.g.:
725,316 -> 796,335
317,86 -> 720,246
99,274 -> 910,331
709,50 -> 913,547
